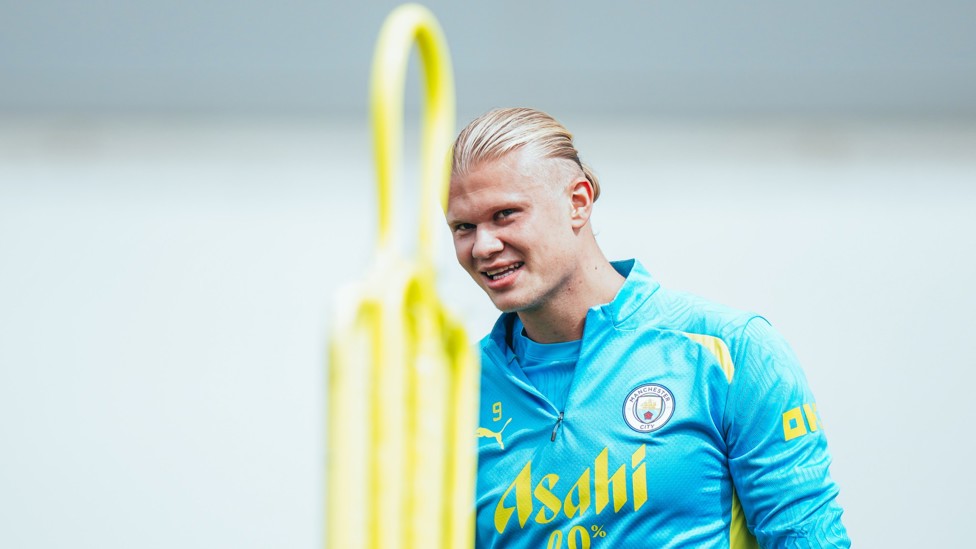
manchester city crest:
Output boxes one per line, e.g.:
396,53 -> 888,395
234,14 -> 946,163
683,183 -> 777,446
623,383 -> 675,432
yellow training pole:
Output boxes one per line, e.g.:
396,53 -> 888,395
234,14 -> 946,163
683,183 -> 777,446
326,4 -> 479,549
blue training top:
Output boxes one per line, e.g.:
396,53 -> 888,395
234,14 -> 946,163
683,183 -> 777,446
474,259 -> 849,548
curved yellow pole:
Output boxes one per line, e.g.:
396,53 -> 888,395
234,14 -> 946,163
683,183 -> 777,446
327,5 -> 477,549
370,3 -> 456,261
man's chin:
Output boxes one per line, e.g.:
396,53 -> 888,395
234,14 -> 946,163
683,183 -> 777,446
487,294 -> 520,314
487,293 -> 534,314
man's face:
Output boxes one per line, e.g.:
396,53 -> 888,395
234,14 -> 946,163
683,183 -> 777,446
446,148 -> 583,314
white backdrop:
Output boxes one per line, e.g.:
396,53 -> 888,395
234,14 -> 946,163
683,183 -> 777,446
1,116 -> 974,547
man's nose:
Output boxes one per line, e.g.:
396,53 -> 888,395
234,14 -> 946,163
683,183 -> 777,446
472,228 -> 503,259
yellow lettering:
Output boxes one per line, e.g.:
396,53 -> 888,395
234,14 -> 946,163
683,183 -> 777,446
563,468 -> 591,519
500,444 -> 650,531
492,401 -> 503,422
782,407 -> 806,441
534,474 -> 562,524
547,529 -> 563,549
631,444 -> 647,511
594,447 -> 627,513
803,403 -> 819,432
494,460 -> 533,533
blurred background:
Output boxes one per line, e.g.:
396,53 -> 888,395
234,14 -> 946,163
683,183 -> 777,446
2,1 -> 974,547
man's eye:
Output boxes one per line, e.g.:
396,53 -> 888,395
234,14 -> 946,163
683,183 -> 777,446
496,209 -> 516,220
454,223 -> 475,232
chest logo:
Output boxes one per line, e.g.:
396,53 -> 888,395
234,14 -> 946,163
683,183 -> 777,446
477,418 -> 512,449
622,383 -> 675,433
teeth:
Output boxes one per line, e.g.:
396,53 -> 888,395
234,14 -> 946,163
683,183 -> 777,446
485,263 -> 522,280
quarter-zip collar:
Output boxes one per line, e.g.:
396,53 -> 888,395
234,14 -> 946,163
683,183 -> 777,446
484,259 -> 660,359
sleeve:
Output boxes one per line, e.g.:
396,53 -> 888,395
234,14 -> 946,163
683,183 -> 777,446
724,317 -> 850,548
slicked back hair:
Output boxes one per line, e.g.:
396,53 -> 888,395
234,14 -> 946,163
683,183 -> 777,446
451,107 -> 601,202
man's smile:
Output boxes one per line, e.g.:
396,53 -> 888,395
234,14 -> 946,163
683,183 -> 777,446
482,262 -> 524,282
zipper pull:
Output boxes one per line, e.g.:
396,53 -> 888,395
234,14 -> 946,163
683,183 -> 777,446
550,411 -> 565,442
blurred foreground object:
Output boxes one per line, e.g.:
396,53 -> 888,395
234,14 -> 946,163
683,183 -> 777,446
326,4 -> 478,549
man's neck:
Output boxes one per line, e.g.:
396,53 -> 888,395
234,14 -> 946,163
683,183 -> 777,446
518,259 -> 625,344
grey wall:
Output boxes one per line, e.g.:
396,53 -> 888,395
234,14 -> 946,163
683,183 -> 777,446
3,0 -> 975,117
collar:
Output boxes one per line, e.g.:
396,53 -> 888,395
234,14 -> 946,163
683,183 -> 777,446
599,259 -> 659,327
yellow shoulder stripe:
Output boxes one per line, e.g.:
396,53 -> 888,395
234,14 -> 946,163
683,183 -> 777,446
680,332 -> 735,383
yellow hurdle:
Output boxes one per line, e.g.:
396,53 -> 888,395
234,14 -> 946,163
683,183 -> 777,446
326,4 -> 479,549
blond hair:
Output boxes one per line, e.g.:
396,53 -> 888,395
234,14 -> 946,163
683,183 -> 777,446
451,107 -> 601,201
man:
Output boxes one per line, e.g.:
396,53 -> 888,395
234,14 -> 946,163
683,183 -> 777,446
446,107 -> 849,548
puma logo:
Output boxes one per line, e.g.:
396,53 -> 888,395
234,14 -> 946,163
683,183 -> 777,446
476,418 -> 512,450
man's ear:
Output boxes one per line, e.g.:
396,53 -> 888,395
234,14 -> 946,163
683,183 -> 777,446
569,178 -> 595,229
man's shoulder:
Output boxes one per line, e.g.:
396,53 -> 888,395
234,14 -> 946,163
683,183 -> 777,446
645,287 -> 803,387
646,284 -> 763,342
617,259 -> 762,344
